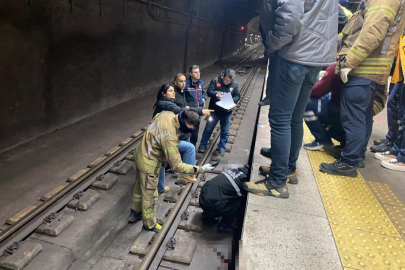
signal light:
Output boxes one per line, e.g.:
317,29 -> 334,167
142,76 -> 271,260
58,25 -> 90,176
241,26 -> 245,31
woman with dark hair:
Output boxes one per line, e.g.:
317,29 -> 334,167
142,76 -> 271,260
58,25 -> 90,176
152,83 -> 213,194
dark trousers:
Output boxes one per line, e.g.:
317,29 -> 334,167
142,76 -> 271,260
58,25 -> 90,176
390,87 -> 405,163
304,98 -> 345,145
340,76 -> 378,165
268,54 -> 321,186
386,82 -> 403,142
190,127 -> 199,146
199,197 -> 242,225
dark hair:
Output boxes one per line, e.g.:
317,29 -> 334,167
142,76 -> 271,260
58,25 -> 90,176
181,108 -> 200,128
189,65 -> 200,73
154,83 -> 174,109
174,73 -> 186,82
221,69 -> 235,80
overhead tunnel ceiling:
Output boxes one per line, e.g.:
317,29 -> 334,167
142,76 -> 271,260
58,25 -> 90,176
221,0 -> 260,30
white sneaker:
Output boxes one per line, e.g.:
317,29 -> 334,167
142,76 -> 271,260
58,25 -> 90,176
374,151 -> 396,161
381,159 -> 405,172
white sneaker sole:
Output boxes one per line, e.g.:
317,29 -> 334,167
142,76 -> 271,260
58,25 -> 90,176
304,144 -> 324,151
381,161 -> 405,171
374,153 -> 395,161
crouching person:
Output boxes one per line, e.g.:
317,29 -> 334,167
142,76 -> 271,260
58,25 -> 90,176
129,109 -> 215,232
199,165 -> 249,234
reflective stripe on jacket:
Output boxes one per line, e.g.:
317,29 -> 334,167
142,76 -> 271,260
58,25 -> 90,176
340,0 -> 405,85
134,111 -> 203,174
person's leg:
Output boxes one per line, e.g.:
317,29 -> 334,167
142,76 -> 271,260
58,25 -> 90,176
218,113 -> 232,150
217,199 -> 242,233
199,113 -> 220,150
178,140 -> 196,165
157,166 -> 165,192
131,168 -> 143,213
304,98 -> 333,145
325,101 -> 346,145
268,55 -> 309,186
289,66 -> 321,172
340,77 -> 376,164
359,86 -> 377,158
386,82 -> 402,142
140,172 -> 159,229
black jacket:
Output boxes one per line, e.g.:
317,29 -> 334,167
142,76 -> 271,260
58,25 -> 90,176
174,86 -> 188,108
199,168 -> 247,210
153,97 -> 203,118
207,76 -> 240,116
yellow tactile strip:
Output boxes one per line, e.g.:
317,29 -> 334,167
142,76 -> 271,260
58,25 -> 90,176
303,124 -> 405,269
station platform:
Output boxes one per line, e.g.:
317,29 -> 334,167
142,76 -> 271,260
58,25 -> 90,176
242,86 -> 405,269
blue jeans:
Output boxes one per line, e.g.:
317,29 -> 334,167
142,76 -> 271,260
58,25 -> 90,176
268,54 -> 321,186
304,98 -> 345,145
199,113 -> 232,151
386,82 -> 403,142
390,86 -> 405,163
340,76 -> 377,165
157,140 -> 196,191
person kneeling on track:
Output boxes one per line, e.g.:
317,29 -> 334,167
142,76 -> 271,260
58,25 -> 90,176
198,69 -> 240,156
199,165 -> 249,234
303,64 -> 387,168
152,83 -> 213,193
129,109 -> 215,232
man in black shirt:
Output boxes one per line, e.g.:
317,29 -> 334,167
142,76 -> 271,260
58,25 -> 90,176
199,165 -> 249,233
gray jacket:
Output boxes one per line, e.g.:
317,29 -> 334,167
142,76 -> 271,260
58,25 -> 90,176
260,0 -> 338,66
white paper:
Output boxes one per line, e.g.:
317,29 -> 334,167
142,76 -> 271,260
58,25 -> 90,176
215,92 -> 236,110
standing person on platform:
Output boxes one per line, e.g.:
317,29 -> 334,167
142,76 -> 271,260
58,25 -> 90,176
244,0 -> 338,198
198,69 -> 240,156
320,0 -> 405,177
185,65 -> 206,146
129,109 -> 215,232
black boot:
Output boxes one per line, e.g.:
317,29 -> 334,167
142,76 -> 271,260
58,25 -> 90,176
128,210 -> 142,223
260,147 -> 272,159
319,159 -> 358,177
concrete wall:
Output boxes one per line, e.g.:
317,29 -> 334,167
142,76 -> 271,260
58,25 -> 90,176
0,0 -> 248,152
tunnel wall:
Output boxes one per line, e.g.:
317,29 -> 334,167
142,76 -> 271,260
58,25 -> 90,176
0,0 -> 246,152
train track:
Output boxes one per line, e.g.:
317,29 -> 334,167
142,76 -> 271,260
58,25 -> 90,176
0,50 -> 264,270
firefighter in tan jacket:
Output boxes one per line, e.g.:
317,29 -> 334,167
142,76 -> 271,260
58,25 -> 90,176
320,0 -> 405,177
129,109 -> 215,231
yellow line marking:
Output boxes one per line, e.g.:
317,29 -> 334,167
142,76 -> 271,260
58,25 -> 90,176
304,124 -> 405,269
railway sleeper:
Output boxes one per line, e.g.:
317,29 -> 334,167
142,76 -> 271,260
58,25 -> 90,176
178,207 -> 203,233
105,146 -> 122,156
156,203 -> 173,225
91,173 -> 118,190
88,156 -> 108,168
162,236 -> 197,265
6,205 -> 37,225
35,212 -> 74,237
129,231 -> 156,255
40,186 -> 65,201
109,160 -> 133,175
0,241 -> 42,270
67,168 -> 90,183
67,189 -> 100,211
164,186 -> 182,203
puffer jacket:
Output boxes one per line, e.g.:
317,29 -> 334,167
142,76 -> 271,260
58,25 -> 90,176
152,97 -> 203,118
134,111 -> 203,175
340,0 -> 405,85
260,0 -> 338,66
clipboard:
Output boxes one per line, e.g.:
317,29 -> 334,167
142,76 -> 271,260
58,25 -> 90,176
215,92 -> 236,111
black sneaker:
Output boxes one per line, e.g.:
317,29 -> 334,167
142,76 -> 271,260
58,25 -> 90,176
370,143 -> 392,153
142,223 -> 162,233
260,147 -> 272,159
258,97 -> 270,106
303,141 -> 333,151
244,177 -> 290,198
319,159 -> 358,177
373,138 -> 389,145
258,166 -> 298,184
357,157 -> 365,168
128,210 -> 142,223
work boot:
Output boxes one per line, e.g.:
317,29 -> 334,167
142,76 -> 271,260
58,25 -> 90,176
158,186 -> 170,194
218,148 -> 226,156
179,174 -> 197,183
128,210 -> 142,223
381,159 -> 405,171
258,97 -> 270,106
142,223 -> 162,233
374,151 -> 396,161
373,138 -> 389,145
319,159 -> 358,177
370,143 -> 392,153
260,147 -> 272,158
244,177 -> 289,198
334,144 -> 345,151
258,166 -> 298,184
303,141 -> 333,151
357,157 -> 365,168
198,147 -> 206,154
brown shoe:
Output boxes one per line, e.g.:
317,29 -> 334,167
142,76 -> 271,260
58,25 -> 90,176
180,174 -> 197,183
258,165 -> 298,184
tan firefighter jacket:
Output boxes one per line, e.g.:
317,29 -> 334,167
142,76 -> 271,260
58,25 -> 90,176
134,111 -> 203,175
340,0 -> 405,85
